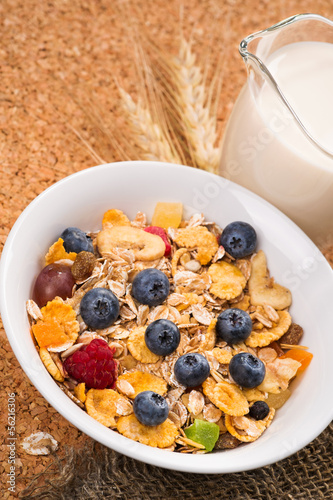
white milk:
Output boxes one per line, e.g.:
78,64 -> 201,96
219,41 -> 333,244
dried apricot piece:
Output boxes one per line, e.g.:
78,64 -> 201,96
117,371 -> 167,399
174,226 -> 218,265
85,388 -> 126,427
45,238 -> 77,265
117,414 -> 178,448
280,349 -> 313,373
102,209 -> 131,228
32,298 -> 79,351
202,377 -> 249,416
225,408 -> 275,442
127,327 -> 161,364
151,202 -> 183,229
208,261 -> 246,300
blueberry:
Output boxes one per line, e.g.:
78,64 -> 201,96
132,268 -> 170,306
60,227 -> 94,254
145,319 -> 180,356
219,221 -> 257,259
80,288 -> 119,329
133,391 -> 169,426
216,308 -> 252,344
174,353 -> 210,388
249,401 -> 270,421
229,352 -> 265,388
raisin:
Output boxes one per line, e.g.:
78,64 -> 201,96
71,251 -> 96,281
279,323 -> 303,345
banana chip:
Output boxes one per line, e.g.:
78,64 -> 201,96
39,348 -> 64,382
258,357 -> 301,394
97,226 -> 165,261
85,388 -> 127,427
173,226 -> 218,265
127,327 -> 161,364
117,414 -> 178,448
117,371 -> 167,399
225,408 -> 275,442
45,238 -> 77,265
208,261 -> 246,300
102,209 -> 131,228
202,377 -> 249,416
245,311 -> 292,347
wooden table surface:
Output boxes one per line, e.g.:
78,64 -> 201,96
1,0 -> 333,497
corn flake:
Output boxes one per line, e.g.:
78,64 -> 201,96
85,388 -> 126,427
174,226 -> 218,265
117,371 -> 167,399
225,408 -> 275,442
127,327 -> 161,364
208,261 -> 246,300
102,209 -> 131,228
117,414 -> 178,448
39,348 -> 64,382
212,347 -> 233,364
202,377 -> 249,416
45,238 -> 77,265
74,383 -> 86,403
245,311 -> 292,347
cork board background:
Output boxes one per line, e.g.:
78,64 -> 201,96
1,0 -> 333,498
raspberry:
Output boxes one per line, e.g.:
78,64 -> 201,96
64,339 -> 117,389
144,226 -> 171,257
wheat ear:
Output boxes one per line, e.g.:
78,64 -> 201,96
119,87 -> 181,164
172,38 -> 221,173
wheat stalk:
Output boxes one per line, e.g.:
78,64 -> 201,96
119,86 -> 181,164
171,38 -> 221,173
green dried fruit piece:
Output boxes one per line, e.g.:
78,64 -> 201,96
184,419 -> 220,452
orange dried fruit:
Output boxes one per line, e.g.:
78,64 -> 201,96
45,238 -> 77,265
102,209 -> 131,228
32,298 -> 79,351
280,349 -> 313,373
208,261 -> 246,300
174,226 -> 218,265
85,388 -> 126,427
117,414 -> 178,448
117,371 -> 167,399
151,202 -> 183,229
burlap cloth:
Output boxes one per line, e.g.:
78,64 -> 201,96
1,0 -> 333,498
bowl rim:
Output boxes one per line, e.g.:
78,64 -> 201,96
1,160 -> 333,474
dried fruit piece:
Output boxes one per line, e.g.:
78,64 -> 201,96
257,357 -> 301,393
214,432 -> 242,450
248,251 -> 292,310
71,251 -> 96,281
151,202 -> 183,229
127,327 -> 161,364
208,261 -> 246,300
117,371 -> 167,399
266,389 -> 291,409
184,419 -> 219,451
279,323 -> 304,346
97,226 -> 165,261
102,209 -> 131,228
245,311 -> 292,348
45,238 -> 77,265
39,347 -> 64,382
21,432 -> 58,455
174,226 -> 218,265
85,388 -> 126,427
32,298 -> 79,351
225,408 -> 275,442
117,414 -> 178,448
144,226 -> 171,256
202,378 -> 249,416
280,349 -> 313,373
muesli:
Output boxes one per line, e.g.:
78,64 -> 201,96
26,203 -> 313,453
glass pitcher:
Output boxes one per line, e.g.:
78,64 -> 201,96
219,14 -> 333,245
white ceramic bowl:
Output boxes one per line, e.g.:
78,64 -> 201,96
1,161 -> 333,474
